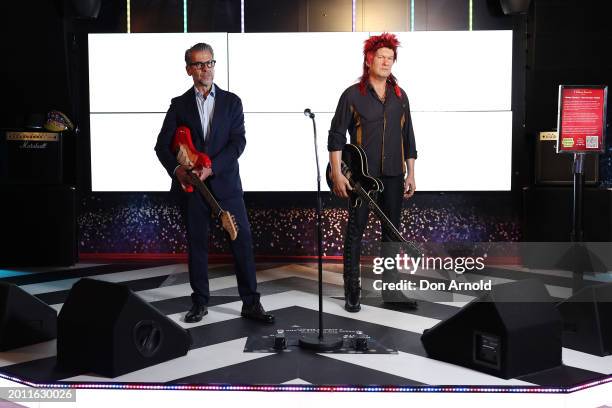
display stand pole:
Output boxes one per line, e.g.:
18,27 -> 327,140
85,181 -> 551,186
570,153 -> 585,292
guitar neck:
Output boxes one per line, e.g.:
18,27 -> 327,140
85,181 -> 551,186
356,186 -> 422,255
354,184 -> 407,243
189,173 -> 223,216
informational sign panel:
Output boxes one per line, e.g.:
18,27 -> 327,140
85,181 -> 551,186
557,85 -> 608,153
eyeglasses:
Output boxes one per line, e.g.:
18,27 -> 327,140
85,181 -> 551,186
188,60 -> 216,70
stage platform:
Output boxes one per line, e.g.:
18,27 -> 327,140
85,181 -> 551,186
0,261 -> 610,390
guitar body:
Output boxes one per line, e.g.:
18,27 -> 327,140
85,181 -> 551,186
325,144 -> 382,208
327,144 -> 421,254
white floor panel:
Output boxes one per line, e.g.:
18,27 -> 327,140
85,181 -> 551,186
20,264 -> 189,295
562,348 -> 612,375
0,340 -> 56,368
281,378 -> 312,385
163,290 -> 441,334
63,337 -> 270,383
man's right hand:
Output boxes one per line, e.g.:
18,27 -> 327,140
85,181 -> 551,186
175,165 -> 195,190
332,172 -> 352,198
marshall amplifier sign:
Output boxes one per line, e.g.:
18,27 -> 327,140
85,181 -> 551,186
1,131 -> 63,184
557,85 -> 608,154
6,131 -> 59,144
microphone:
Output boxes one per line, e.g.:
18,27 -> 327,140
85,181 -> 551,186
303,108 -> 315,119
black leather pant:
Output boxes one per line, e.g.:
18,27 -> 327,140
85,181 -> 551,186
344,174 -> 405,283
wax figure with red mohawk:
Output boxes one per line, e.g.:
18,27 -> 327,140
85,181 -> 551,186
328,33 -> 418,312
155,43 -> 274,324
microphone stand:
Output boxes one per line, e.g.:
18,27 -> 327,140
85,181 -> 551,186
298,109 -> 343,351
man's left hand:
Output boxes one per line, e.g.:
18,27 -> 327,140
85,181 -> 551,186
192,167 -> 213,181
404,176 -> 416,199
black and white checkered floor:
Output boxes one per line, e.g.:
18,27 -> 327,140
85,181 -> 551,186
0,262 -> 610,387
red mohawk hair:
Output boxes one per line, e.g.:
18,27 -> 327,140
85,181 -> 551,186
359,32 -> 402,98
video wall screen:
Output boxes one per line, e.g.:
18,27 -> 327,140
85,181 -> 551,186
89,31 -> 513,192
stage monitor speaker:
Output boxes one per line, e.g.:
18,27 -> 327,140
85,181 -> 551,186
535,132 -> 598,184
556,283 -> 612,356
0,283 -> 57,351
421,279 -> 562,379
57,278 -> 191,378
499,0 -> 531,15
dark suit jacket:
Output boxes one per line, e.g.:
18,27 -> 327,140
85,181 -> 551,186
155,85 -> 246,200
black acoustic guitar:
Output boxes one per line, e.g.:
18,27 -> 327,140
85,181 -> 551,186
326,144 -> 421,255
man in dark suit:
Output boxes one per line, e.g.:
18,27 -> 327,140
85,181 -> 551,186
155,42 -> 274,324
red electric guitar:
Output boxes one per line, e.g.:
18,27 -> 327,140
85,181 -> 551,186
171,126 -> 238,241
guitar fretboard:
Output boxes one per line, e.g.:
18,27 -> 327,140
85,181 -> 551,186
189,173 -> 222,217
353,184 -> 406,243
351,183 -> 422,256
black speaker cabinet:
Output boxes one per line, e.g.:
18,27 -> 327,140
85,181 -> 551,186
557,283 -> 612,356
0,282 -> 57,351
0,130 -> 63,184
0,184 -> 77,266
421,279 -> 562,379
535,134 -> 598,185
57,278 -> 191,378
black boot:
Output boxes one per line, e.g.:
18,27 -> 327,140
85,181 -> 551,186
381,272 -> 418,310
344,277 -> 361,312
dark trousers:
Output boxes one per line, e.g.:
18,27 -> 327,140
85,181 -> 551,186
180,191 -> 260,306
344,174 -> 404,281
